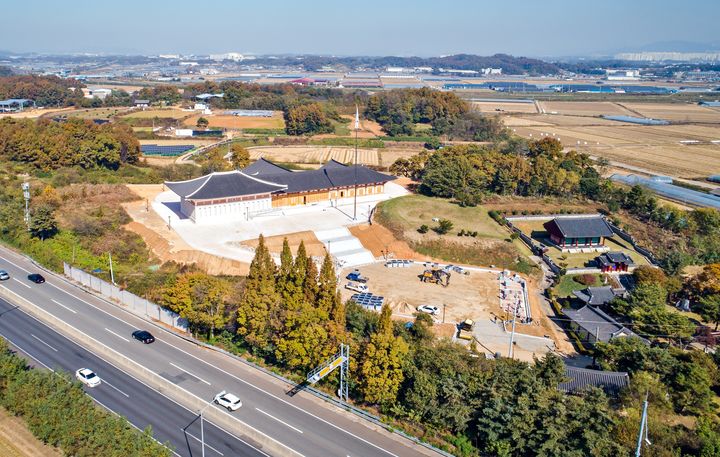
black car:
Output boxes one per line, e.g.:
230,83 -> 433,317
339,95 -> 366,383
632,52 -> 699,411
27,273 -> 45,284
131,330 -> 155,344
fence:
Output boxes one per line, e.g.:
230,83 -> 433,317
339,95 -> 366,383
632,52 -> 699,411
503,218 -> 563,274
606,222 -> 659,266
63,263 -> 188,332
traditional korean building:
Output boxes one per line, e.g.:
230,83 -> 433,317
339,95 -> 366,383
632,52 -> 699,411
165,159 -> 396,223
543,216 -> 615,251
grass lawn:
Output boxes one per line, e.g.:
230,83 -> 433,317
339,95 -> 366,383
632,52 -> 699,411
554,274 -> 603,298
378,194 -> 509,239
375,195 -> 538,274
60,107 -> 132,120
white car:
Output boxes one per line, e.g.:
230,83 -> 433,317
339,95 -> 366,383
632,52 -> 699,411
345,282 -> 369,293
75,368 -> 101,388
0,270 -> 9,281
214,391 -> 242,411
416,305 -> 439,316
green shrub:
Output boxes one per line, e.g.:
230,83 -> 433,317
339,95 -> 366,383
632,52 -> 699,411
433,219 -> 454,235
418,224 -> 429,234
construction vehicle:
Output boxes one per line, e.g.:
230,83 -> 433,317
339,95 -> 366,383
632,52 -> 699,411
420,268 -> 450,287
457,319 -> 475,340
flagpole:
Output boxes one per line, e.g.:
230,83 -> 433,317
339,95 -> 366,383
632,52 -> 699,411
353,105 -> 359,221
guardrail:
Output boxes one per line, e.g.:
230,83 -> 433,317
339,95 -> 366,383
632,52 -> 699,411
0,285 -> 294,457
4,245 -> 454,457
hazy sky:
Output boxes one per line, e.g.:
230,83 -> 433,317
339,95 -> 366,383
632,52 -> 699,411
2,0 -> 719,57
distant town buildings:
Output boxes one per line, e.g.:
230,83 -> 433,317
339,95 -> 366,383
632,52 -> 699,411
605,69 -> 640,81
616,51 -> 720,62
209,52 -> 245,62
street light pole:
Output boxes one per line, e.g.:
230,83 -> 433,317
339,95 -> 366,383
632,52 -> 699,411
198,394 -> 218,457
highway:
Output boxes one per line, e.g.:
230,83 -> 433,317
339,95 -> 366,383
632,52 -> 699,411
0,296 -> 266,457
0,246 -> 432,457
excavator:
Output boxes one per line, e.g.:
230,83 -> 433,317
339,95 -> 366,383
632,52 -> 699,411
420,268 -> 451,287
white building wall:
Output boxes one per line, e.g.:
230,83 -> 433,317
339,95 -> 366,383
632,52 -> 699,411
189,197 -> 273,223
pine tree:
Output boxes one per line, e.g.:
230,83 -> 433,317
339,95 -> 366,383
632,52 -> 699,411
303,252 -> 319,304
358,304 -> 408,405
237,235 -> 279,354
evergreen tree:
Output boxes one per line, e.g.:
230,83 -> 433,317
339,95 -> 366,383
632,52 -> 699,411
29,205 -> 58,240
237,235 -> 279,354
358,304 -> 408,405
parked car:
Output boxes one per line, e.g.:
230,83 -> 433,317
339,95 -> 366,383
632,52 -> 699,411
214,391 -> 242,411
0,270 -> 9,281
346,270 -> 368,283
27,273 -> 45,284
416,304 -> 439,315
75,368 -> 101,387
131,330 -> 155,344
345,282 -> 369,293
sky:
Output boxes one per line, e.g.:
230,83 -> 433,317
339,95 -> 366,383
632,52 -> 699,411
2,0 -> 719,57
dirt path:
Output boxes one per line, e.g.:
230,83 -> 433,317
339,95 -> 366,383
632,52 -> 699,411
123,185 -> 250,276
0,407 -> 62,457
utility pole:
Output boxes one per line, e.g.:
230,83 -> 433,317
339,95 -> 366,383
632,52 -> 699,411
198,396 -> 216,457
508,301 -> 517,359
108,253 -> 115,285
353,104 -> 359,221
635,392 -> 650,457
443,303 -> 446,323
22,182 -> 30,229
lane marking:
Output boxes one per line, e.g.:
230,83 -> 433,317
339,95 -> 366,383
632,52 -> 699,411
0,331 -> 55,372
169,362 -> 211,385
12,278 -> 31,289
31,334 -> 58,352
0,257 -> 32,274
93,397 -> 180,457
181,428 -> 225,455
0,295 -> 273,457
51,299 -> 77,314
104,327 -> 130,342
1,260 -> 382,457
101,379 -> 130,398
48,282 -> 133,328
255,408 -> 303,434
158,340 -> 399,457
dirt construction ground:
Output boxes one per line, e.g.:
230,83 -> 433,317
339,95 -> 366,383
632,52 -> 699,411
340,262 -> 499,324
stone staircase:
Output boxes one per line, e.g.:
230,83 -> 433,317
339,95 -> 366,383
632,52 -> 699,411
313,227 -> 375,268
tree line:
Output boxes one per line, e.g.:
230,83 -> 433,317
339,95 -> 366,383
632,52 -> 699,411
0,74 -> 84,107
0,338 -> 172,456
0,117 -> 141,170
364,88 -> 508,141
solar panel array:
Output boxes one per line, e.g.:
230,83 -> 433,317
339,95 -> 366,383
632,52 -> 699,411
350,293 -> 384,310
141,144 -> 195,156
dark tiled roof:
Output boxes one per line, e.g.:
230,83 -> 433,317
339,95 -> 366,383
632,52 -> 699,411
242,158 -> 293,176
559,366 -> 629,396
544,216 -> 614,239
606,252 -> 634,264
166,159 -> 396,200
242,159 -> 396,193
562,305 -> 641,343
165,171 -> 286,200
572,286 -> 617,306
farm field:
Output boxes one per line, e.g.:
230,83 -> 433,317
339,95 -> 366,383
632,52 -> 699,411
539,101 -> 632,117
472,100 -> 538,114
499,100 -> 720,177
42,107 -> 132,120
622,103 -> 720,123
120,108 -> 190,119
249,145 -> 381,166
183,112 -> 285,129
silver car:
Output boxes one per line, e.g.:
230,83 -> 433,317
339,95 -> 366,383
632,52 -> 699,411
0,270 -> 9,281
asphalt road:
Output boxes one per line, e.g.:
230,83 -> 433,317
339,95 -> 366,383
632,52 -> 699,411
0,296 -> 267,457
0,246 -> 430,457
